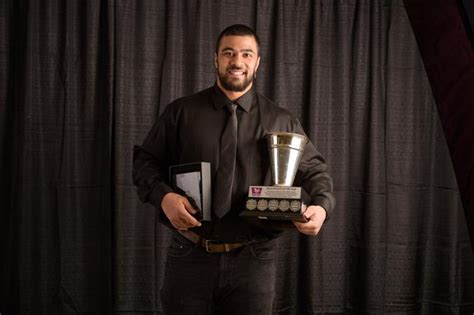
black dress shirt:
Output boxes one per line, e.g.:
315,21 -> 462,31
133,84 -> 335,242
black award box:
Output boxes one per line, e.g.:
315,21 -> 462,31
158,162 -> 211,229
169,162 -> 211,221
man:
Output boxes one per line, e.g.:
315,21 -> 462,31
133,24 -> 334,314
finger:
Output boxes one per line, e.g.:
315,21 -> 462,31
171,220 -> 186,230
293,220 -> 304,228
174,219 -> 193,231
299,226 -> 319,236
299,223 -> 318,232
294,215 -> 314,226
293,220 -> 311,232
181,210 -> 202,227
179,199 -> 201,226
172,207 -> 196,229
182,197 -> 198,214
294,220 -> 320,235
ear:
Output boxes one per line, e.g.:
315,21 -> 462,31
214,53 -> 218,69
255,56 -> 261,72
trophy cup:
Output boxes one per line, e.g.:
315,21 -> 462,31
240,132 -> 309,222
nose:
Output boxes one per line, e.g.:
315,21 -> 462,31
231,54 -> 245,67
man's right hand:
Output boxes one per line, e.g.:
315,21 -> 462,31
161,192 -> 202,230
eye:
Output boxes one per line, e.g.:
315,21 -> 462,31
243,52 -> 253,58
222,51 -> 233,57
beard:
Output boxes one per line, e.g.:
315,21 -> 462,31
217,66 -> 255,92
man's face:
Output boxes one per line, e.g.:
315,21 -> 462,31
214,35 -> 261,93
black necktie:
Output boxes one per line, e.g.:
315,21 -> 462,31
213,102 -> 238,218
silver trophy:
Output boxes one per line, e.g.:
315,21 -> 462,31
240,132 -> 309,222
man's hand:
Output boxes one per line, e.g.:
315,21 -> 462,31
161,192 -> 202,230
293,205 -> 327,236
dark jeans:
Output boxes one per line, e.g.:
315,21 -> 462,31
160,233 -> 277,315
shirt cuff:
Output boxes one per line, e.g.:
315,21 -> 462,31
148,182 -> 175,210
311,196 -> 333,221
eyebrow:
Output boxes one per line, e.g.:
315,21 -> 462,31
221,47 -> 256,54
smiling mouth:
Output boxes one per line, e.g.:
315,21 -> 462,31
227,69 -> 246,77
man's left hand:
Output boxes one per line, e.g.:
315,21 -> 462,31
293,205 -> 327,236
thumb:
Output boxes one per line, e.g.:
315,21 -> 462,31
303,206 -> 316,220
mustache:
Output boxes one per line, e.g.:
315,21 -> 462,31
226,66 -> 246,71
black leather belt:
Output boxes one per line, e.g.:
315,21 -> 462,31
177,230 -> 250,253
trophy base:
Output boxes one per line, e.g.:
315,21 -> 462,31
239,185 -> 308,223
239,209 -> 308,222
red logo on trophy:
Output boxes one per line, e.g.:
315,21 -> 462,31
251,187 -> 263,196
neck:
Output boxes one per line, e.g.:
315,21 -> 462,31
216,80 -> 253,101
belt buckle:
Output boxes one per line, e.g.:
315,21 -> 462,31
204,240 -> 232,253
204,239 -> 219,253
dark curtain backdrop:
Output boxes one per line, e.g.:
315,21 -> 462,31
1,0 -> 473,314
403,0 -> 474,252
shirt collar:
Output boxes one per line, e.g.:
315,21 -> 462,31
211,83 -> 255,113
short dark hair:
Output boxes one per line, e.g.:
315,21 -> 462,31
215,24 -> 261,55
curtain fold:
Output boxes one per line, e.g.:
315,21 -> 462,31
1,0 -> 473,314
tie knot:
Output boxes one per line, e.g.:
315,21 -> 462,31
228,102 -> 238,113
